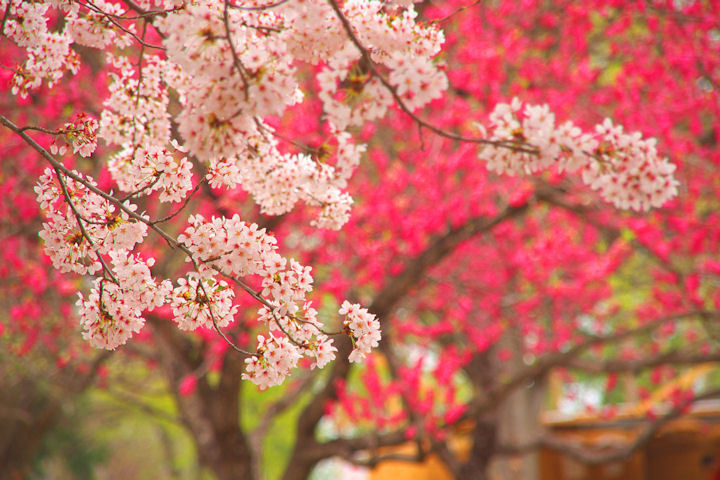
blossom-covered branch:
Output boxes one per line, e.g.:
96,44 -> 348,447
1,113 -> 378,388
0,0 -> 680,392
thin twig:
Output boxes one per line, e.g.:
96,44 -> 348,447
151,178 -> 206,224
229,0 -> 291,11
223,0 -> 250,100
429,0 -> 485,25
80,0 -> 166,50
254,117 -> 318,154
18,125 -> 60,135
120,174 -> 162,202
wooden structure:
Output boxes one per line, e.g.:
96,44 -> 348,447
540,401 -> 720,480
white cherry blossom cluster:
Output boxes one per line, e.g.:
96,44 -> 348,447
176,214 -> 377,388
242,334 -> 304,390
170,272 -> 238,331
157,3 -> 299,162
77,252 -> 171,349
109,147 -> 194,204
154,0 -> 441,226
50,113 -> 99,158
177,215 -> 319,326
35,168 -> 148,275
6,0 -> 445,231
77,279 -> 146,350
261,261 -> 314,314
317,3 -> 446,131
99,54 -> 193,202
339,301 -> 381,363
178,214 -> 281,275
100,54 -> 172,151
3,0 -> 79,97
242,311 -> 339,389
151,3 -> 358,228
177,213 -> 313,318
66,0 -> 133,49
202,123 -> 357,229
31,163 -> 381,384
108,250 -> 171,311
584,119 -> 679,211
241,311 -> 338,389
387,51 -> 448,111
261,301 -> 338,370
478,98 -> 679,211
2,1 -> 50,50
318,44 -> 394,131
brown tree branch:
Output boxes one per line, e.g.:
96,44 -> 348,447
568,348 -> 720,374
294,429 -> 409,463
464,311 -> 719,420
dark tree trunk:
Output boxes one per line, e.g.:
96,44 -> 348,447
152,319 -> 255,480
202,357 -> 254,480
199,443 -> 254,480
457,418 -> 498,480
456,349 -> 501,480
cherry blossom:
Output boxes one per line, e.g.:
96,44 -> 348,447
479,99 -> 679,211
340,301 -> 381,363
77,252 -> 169,349
50,113 -> 99,158
242,334 -> 303,390
34,168 -> 147,275
170,272 -> 238,332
